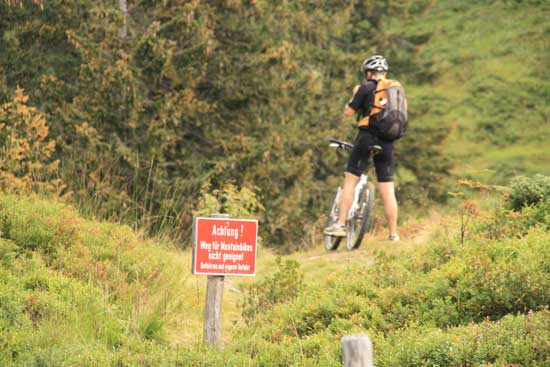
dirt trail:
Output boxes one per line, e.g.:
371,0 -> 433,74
301,210 -> 444,263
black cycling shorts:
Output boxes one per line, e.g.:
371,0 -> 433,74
345,129 -> 394,182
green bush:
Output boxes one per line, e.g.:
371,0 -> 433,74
0,194 -> 188,366
509,174 -> 550,210
0,252 -> 125,367
375,310 -> 550,367
0,194 -> 80,258
1,190 -> 549,366
241,257 -> 304,325
481,197 -> 550,239
234,227 -> 550,365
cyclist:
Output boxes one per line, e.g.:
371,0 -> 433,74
324,55 -> 400,242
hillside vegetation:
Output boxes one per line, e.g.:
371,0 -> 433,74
2,0 -> 547,249
1,175 -> 549,366
389,0 -> 550,182
1,0 -> 549,366
2,1 -> 547,250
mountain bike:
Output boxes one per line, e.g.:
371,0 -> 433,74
325,138 -> 381,251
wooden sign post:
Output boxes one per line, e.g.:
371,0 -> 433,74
204,273 -> 224,347
192,214 -> 258,347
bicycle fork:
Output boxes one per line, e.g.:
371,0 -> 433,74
330,188 -> 342,220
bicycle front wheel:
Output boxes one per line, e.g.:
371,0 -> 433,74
324,216 -> 343,251
346,183 -> 375,250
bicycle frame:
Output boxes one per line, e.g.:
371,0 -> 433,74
325,138 -> 379,251
348,173 -> 369,220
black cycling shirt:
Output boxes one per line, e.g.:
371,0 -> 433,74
347,79 -> 378,123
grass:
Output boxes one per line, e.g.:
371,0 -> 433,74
2,173 -> 549,366
0,190 -> 441,350
390,0 -> 550,183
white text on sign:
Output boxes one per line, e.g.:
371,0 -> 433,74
193,217 -> 258,276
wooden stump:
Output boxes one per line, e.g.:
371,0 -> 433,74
342,334 -> 374,367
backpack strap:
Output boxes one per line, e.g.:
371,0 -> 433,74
357,80 -> 378,127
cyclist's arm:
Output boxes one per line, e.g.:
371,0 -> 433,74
344,84 -> 364,117
344,104 -> 355,117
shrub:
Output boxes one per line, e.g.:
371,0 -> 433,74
481,198 -> 550,239
241,257 -> 304,325
0,250 -> 126,367
0,193 -> 184,366
194,181 -> 264,220
0,88 -> 63,194
237,228 -> 550,356
0,194 -> 81,258
509,174 -> 550,210
375,310 -> 550,367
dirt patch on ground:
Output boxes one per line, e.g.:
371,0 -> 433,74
302,210 -> 444,263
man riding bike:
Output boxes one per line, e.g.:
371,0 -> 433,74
324,55 -> 400,242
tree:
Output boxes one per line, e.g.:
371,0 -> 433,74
0,88 -> 62,193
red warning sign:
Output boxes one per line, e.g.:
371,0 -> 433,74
192,217 -> 258,276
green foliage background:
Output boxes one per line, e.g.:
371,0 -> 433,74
395,0 -> 549,181
0,0 -> 548,250
0,0 -> 454,250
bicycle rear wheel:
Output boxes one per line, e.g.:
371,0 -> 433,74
346,183 -> 375,250
324,188 -> 343,251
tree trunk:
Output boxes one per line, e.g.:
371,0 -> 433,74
119,0 -> 128,38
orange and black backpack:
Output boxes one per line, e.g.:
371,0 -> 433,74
358,79 -> 408,141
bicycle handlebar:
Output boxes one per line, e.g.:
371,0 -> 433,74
327,138 -> 354,152
327,138 -> 383,156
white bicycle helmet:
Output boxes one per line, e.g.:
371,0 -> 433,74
361,55 -> 389,73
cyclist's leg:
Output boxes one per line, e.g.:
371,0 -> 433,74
336,172 -> 360,226
378,182 -> 398,237
338,130 -> 373,225
373,140 -> 399,238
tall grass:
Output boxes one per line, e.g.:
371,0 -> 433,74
54,153 -> 199,246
